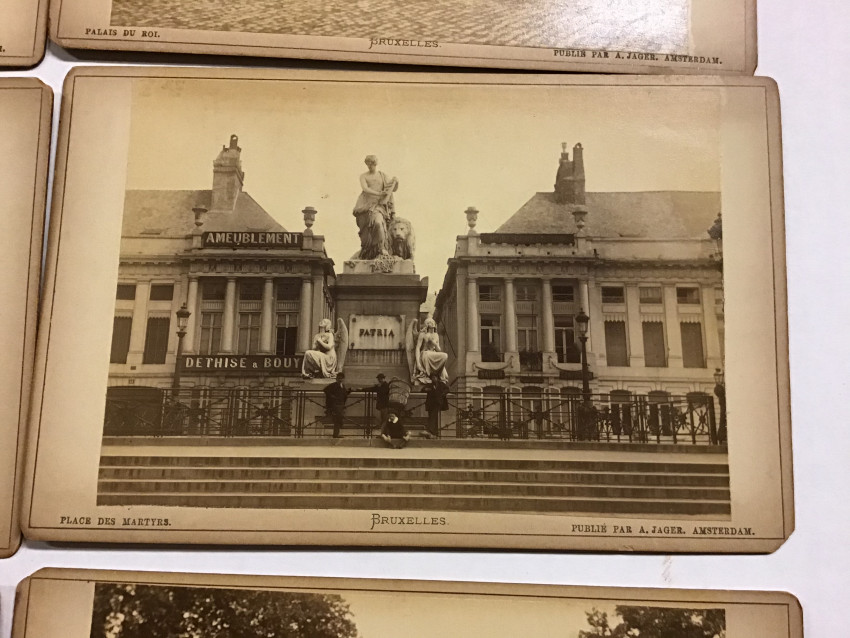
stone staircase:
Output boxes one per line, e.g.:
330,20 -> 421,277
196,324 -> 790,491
97,454 -> 731,516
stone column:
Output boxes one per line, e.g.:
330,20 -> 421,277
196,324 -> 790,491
467,276 -> 479,351
298,277 -> 313,353
625,284 -> 645,367
220,277 -> 237,353
541,278 -> 555,353
183,276 -> 199,354
663,285 -> 683,368
127,281 -> 150,366
312,272 -> 325,328
701,284 -> 723,369
586,280 -> 605,365
260,277 -> 275,353
504,277 -> 517,353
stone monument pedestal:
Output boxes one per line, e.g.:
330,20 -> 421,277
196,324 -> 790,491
333,268 -> 429,387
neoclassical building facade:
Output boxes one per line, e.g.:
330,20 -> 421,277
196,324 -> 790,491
108,135 -> 335,395
434,143 -> 724,407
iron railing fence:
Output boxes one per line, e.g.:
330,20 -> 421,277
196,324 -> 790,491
104,386 -> 723,445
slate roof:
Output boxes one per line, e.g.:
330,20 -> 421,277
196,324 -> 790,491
121,189 -> 285,236
495,191 -> 720,239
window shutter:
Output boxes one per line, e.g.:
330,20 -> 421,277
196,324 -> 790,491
143,316 -> 170,364
680,322 -> 706,368
604,321 -> 629,366
110,316 -> 133,364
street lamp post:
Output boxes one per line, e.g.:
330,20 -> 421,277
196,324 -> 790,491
575,309 -> 592,440
172,303 -> 192,391
713,367 -> 727,444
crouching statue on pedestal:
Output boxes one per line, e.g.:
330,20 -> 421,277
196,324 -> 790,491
302,318 -> 349,379
406,318 -> 449,385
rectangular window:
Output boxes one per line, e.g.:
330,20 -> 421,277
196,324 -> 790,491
277,281 -> 300,301
517,315 -> 539,351
240,280 -> 263,301
149,284 -> 174,301
238,312 -> 261,354
142,316 -> 170,364
478,283 -> 501,302
604,321 -> 629,366
554,315 -> 580,363
199,312 -> 223,355
639,286 -> 663,304
110,316 -> 132,364
516,284 -> 538,302
677,286 -> 701,305
681,322 -> 706,368
116,284 -> 136,300
552,284 -> 575,302
276,312 -> 299,357
202,279 -> 226,301
480,315 -> 501,362
601,285 -> 625,304
642,321 -> 667,367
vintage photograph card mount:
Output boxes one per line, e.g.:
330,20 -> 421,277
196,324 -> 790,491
0,79 -> 52,557
14,570 -> 803,638
23,68 -> 790,552
0,0 -> 49,66
49,0 -> 756,73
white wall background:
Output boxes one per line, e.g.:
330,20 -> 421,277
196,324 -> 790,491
0,1 -> 848,635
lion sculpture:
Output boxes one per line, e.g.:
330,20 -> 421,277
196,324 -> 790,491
388,216 -> 415,261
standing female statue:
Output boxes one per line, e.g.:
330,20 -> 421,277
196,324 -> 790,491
406,318 -> 449,385
352,155 -> 399,259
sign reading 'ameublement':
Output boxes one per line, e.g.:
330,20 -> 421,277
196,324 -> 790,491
202,231 -> 303,249
180,355 -> 303,374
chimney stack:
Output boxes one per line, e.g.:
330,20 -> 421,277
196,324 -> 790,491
211,134 -> 244,213
554,142 -> 586,205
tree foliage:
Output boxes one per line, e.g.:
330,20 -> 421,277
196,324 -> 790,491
578,606 -> 725,638
90,583 -> 360,638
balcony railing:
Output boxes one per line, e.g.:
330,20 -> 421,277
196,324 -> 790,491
519,350 -> 543,372
103,387 -> 723,445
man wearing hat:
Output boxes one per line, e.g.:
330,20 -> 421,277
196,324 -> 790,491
323,372 -> 351,438
362,372 -> 391,430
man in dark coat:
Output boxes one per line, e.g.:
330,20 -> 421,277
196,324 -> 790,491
323,373 -> 351,438
424,373 -> 450,438
380,412 -> 410,448
362,373 -> 390,429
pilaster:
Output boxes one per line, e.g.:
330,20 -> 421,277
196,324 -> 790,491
298,277 -> 313,353
702,284 -> 723,369
541,277 -> 555,354
184,276 -> 199,354
625,285 -> 645,367
127,281 -> 150,366
504,277 -> 517,353
220,277 -> 237,354
260,277 -> 275,353
663,285 -> 683,368
467,275 -> 480,352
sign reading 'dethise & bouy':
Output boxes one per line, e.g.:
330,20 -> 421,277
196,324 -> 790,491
202,231 -> 304,249
179,355 -> 303,374
348,315 -> 405,350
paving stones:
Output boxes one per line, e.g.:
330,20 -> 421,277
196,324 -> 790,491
109,0 -> 690,50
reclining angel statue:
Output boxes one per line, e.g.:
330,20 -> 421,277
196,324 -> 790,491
301,318 -> 349,379
405,318 -> 449,385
